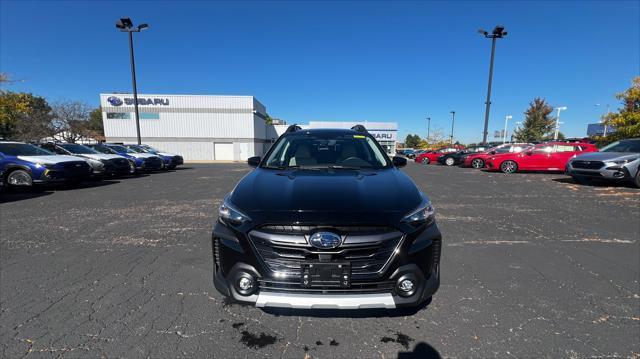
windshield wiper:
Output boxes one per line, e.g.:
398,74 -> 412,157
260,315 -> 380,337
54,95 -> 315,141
327,165 -> 363,170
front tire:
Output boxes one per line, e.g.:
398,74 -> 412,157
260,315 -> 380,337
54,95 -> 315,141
471,158 -> 484,169
6,169 -> 33,187
634,170 -> 640,188
445,157 -> 455,166
500,160 -> 518,174
421,158 -> 430,165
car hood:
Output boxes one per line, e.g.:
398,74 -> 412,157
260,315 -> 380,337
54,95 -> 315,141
128,153 -> 157,159
229,167 -> 423,222
76,153 -> 126,161
573,152 -> 640,162
17,155 -> 85,164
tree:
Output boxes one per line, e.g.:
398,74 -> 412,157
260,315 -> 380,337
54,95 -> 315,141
597,77 -> 640,142
404,134 -> 422,148
513,98 -> 556,142
51,100 -> 93,143
0,91 -> 53,140
86,106 -> 105,137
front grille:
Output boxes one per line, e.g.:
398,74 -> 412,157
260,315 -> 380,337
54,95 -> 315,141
144,157 -> 163,168
249,226 -> 403,281
104,158 -> 131,172
572,160 -> 604,169
58,161 -> 91,177
174,156 -> 184,165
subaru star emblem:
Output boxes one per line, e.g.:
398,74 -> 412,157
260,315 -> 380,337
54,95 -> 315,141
309,232 -> 343,249
107,96 -> 123,106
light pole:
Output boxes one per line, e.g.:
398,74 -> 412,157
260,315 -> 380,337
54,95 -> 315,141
116,17 -> 149,145
503,115 -> 512,143
554,106 -> 567,140
478,25 -> 508,145
595,103 -> 611,137
449,111 -> 456,145
426,117 -> 431,141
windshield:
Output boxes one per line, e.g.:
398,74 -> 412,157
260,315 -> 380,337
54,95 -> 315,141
92,146 -> 118,154
600,140 -> 640,153
107,145 -> 134,153
59,143 -> 99,154
0,143 -> 54,156
126,145 -> 147,153
262,133 -> 391,169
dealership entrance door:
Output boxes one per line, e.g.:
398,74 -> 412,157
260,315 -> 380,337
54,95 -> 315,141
214,143 -> 234,160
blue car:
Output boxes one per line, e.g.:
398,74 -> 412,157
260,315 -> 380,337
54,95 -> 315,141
0,141 -> 93,187
125,144 -> 184,170
87,143 -> 164,172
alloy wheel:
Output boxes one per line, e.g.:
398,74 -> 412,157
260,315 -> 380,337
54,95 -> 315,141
471,159 -> 484,169
500,161 -> 518,174
7,170 -> 33,186
445,157 -> 455,166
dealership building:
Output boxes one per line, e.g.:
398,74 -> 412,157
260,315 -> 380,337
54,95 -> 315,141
101,93 -> 274,161
101,93 -> 398,160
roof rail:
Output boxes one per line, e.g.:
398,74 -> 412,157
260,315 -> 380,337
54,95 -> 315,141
351,124 -> 368,133
285,124 -> 302,133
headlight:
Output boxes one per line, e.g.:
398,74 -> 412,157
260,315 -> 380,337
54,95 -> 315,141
35,163 -> 55,169
219,196 -> 251,225
86,158 -> 105,169
611,158 -> 637,165
401,196 -> 435,225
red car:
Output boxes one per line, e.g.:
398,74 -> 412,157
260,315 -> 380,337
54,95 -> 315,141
485,142 -> 598,173
415,147 -> 458,164
462,143 -> 531,169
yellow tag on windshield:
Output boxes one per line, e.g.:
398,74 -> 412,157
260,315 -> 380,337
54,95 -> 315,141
353,135 -> 365,139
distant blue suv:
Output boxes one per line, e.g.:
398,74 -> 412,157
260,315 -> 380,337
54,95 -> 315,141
125,144 -> 184,169
0,141 -> 92,187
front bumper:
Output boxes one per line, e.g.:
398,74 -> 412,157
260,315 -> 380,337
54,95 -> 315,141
566,162 -> 633,180
212,220 -> 441,309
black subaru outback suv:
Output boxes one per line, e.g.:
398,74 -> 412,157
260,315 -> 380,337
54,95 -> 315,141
212,125 -> 442,309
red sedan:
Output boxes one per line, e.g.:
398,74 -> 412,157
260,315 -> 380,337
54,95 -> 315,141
462,143 -> 531,169
415,147 -> 458,165
485,142 -> 598,173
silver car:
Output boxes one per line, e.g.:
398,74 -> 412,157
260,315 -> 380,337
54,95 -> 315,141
566,138 -> 640,187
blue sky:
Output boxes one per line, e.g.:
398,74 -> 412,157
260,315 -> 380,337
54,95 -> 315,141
1,0 -> 638,143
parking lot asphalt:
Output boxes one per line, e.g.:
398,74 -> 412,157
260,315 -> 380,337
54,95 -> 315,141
1,163 -> 639,358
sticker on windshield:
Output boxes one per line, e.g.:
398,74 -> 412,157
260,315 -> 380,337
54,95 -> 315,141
353,135 -> 365,139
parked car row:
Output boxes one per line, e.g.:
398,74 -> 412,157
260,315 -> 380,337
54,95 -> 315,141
0,141 -> 183,188
408,139 -> 640,188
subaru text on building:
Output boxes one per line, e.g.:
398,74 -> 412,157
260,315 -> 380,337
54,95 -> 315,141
566,138 -> 640,187
212,125 -> 442,309
0,141 -> 92,187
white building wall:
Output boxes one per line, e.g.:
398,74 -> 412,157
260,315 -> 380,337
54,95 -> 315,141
100,94 -> 269,161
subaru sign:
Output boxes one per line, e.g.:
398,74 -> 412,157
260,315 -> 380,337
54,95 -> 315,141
107,96 -> 123,106
308,232 -> 343,249
106,96 -> 170,106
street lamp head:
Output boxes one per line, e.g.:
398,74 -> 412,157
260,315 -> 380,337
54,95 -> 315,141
478,28 -> 489,36
137,23 -> 149,31
506,115 -> 513,119
492,25 -> 507,38
557,106 -> 568,111
115,20 -> 126,29
119,17 -> 133,28
450,111 -> 455,114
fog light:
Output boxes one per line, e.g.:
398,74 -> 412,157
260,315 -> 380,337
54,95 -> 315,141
398,279 -> 414,293
234,273 -> 257,296
238,277 -> 253,291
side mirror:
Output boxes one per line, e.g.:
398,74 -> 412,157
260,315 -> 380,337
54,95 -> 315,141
392,156 -> 407,168
525,151 -> 532,156
247,156 -> 261,167
490,150 -> 496,155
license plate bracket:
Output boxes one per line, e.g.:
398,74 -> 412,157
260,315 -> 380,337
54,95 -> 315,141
301,262 -> 351,288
